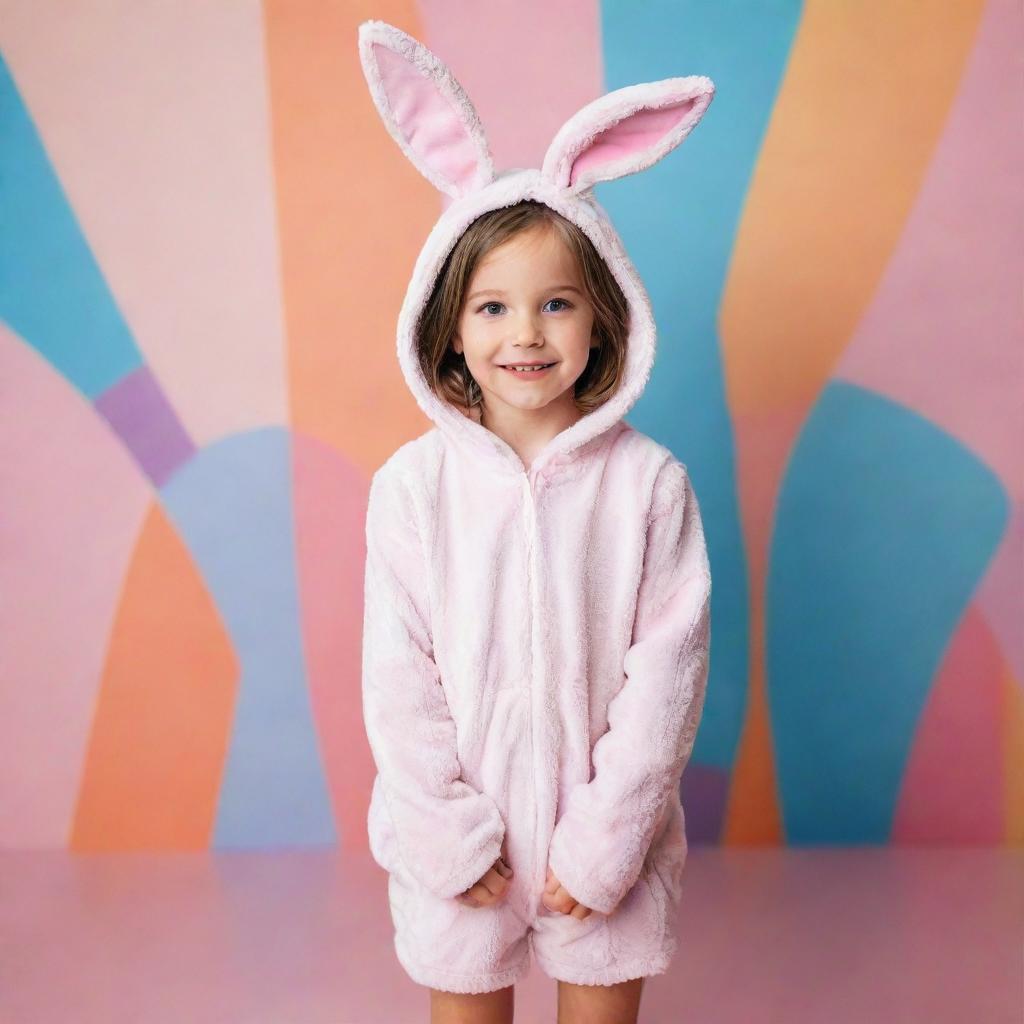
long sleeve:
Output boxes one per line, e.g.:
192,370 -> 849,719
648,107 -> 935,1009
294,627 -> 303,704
361,465 -> 506,900
546,463 -> 711,915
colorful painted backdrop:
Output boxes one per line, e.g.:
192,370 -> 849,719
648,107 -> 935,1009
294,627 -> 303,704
2,0 -> 1021,852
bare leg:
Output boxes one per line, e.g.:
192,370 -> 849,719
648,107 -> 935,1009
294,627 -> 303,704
430,984 -> 514,1024
557,976 -> 645,1024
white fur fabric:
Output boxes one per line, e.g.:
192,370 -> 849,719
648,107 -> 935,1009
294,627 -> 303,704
357,18 -> 714,992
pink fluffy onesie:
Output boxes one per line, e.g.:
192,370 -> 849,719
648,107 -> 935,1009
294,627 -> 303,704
358,20 -> 715,995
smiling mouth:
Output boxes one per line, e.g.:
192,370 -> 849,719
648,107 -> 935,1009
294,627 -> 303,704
500,361 -> 557,372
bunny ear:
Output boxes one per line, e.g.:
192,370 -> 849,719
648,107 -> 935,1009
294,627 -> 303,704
542,76 -> 715,194
358,20 -> 495,199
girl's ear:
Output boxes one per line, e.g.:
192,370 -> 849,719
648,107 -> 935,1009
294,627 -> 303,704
541,77 -> 715,195
358,20 -> 496,199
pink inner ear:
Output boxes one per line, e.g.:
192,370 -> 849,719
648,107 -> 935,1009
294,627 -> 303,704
374,44 -> 481,193
569,98 -> 699,187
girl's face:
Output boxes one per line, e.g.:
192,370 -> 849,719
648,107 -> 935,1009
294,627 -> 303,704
452,224 -> 598,423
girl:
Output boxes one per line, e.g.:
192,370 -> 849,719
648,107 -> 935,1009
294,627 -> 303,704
358,20 -> 714,1024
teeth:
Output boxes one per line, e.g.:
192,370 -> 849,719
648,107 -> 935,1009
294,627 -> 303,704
508,363 -> 552,372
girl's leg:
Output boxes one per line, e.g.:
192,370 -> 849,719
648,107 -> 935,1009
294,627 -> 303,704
429,984 -> 514,1024
556,976 -> 645,1024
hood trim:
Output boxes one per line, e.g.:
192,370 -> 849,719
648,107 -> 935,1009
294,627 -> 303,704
397,170 -> 656,478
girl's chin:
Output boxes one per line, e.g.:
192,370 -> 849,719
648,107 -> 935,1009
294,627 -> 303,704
489,387 -> 579,415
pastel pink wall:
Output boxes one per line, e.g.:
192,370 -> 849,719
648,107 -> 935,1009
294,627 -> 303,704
1,0 -> 1020,852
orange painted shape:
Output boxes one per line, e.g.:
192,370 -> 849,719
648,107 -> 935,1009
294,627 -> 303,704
263,0 -> 439,476
71,504 -> 237,850
720,0 -> 987,414
1003,669 -> 1024,845
722,404 -> 808,845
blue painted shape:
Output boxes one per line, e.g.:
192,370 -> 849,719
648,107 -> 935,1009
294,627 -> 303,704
599,0 -> 804,770
0,53 -> 141,397
770,380 -> 1008,842
161,427 -> 336,847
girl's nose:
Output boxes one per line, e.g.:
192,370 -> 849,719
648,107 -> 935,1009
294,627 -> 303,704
511,314 -> 543,344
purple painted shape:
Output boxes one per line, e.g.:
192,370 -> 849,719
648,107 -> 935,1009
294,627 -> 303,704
681,763 -> 729,844
94,366 -> 195,488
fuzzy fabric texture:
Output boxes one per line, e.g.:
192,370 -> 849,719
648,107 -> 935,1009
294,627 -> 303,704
357,19 -> 714,992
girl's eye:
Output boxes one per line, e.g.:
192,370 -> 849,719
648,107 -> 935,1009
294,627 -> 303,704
477,298 -> 574,316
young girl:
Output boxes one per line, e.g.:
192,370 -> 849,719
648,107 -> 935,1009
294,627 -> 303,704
358,20 -> 714,1024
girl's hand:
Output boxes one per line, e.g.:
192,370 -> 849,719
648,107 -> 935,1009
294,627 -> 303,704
455,837 -> 514,908
455,857 -> 513,907
542,864 -> 593,919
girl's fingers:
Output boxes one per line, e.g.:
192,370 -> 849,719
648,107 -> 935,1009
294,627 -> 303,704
543,881 -> 593,918
483,863 -> 513,896
540,885 -> 564,912
471,866 -> 511,901
470,880 -> 493,902
457,856 -> 518,908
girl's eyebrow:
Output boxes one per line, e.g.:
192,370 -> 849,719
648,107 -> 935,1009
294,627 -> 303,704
467,285 -> 584,302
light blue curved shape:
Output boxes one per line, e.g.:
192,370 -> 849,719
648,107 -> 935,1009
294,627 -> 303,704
0,53 -> 141,397
598,0 -> 804,771
161,427 -> 336,847
770,380 -> 1007,842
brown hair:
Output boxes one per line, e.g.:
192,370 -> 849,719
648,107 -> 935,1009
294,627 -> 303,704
415,200 -> 630,419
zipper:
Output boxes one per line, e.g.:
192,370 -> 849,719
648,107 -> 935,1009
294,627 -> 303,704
521,470 -> 541,905
522,470 -> 537,541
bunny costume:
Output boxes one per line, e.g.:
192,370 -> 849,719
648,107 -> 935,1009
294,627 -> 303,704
358,20 -> 714,993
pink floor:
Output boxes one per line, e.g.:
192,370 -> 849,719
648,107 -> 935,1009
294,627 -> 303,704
3,847 -> 1021,1022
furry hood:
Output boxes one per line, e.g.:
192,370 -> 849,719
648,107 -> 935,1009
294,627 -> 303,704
357,20 -> 715,478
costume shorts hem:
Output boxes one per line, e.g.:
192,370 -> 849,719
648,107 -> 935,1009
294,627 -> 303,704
533,948 -> 673,987
393,933 -> 530,994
